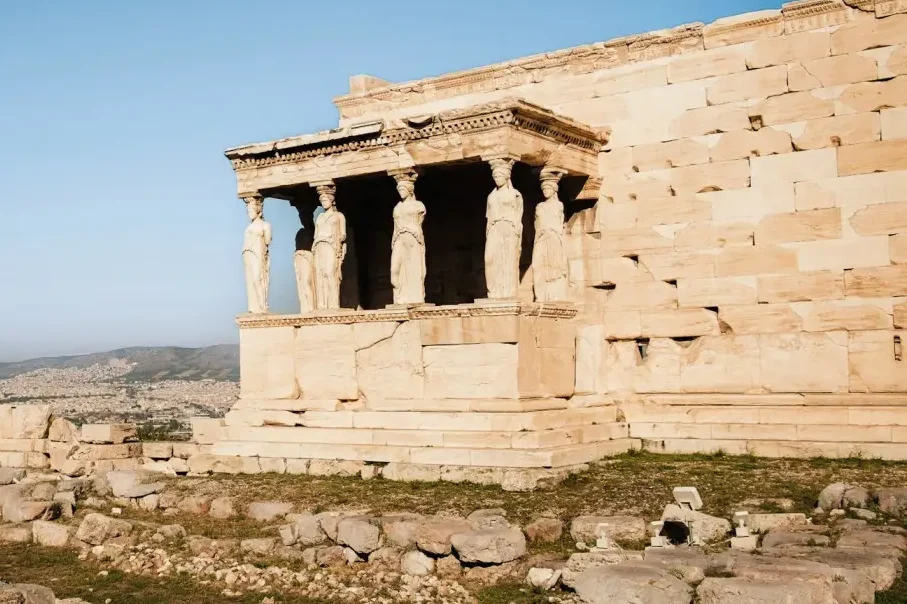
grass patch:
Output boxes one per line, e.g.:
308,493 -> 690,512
877,558 -> 907,604
474,582 -> 550,604
0,544 -> 326,604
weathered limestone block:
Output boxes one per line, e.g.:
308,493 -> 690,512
697,576 -> 834,604
789,54 -> 879,91
705,182 -> 795,223
751,90 -> 836,127
0,405 -> 50,439
707,128 -> 792,162
756,208 -> 842,244
839,139 -> 907,176
670,104 -> 751,138
831,13 -> 907,55
570,515 -> 647,543
638,309 -> 720,338
450,528 -> 526,564
849,201 -> 907,236
603,281 -> 679,311
881,106 -> 907,139
352,321 -> 397,350
751,148 -> 837,187
423,343 -> 518,399
419,315 -> 518,345
849,330 -> 907,392
628,159 -> 751,198
638,250 -> 717,280
631,139 -> 709,172
627,24 -> 705,62
776,113 -> 881,151
295,324 -> 357,400
895,298 -> 907,328
633,338 -> 682,393
357,320 -> 423,400
794,299 -> 893,332
575,325 -> 607,395
141,442 -> 172,460
845,265 -> 907,297
240,326 -> 298,400
678,276 -> 757,307
191,418 -> 224,444
760,332 -> 849,392
706,65 -> 788,105
794,236 -> 891,271
719,304 -> 803,334
837,77 -> 907,115
673,222 -> 756,251
680,336 -> 762,393
48,418 -> 77,443
704,10 -> 784,49
600,227 -> 673,254
224,410 -> 300,427
793,171 -> 907,212
667,45 -> 748,84
593,63 -> 667,98
575,562 -> 693,604
746,30 -> 830,69
80,424 -> 136,444
714,246 -> 799,277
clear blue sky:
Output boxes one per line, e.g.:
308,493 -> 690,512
0,0 -> 779,361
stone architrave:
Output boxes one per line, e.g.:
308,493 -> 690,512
312,182 -> 347,310
532,167 -> 569,302
293,201 -> 317,314
485,157 -> 524,300
390,169 -> 427,305
242,194 -> 271,314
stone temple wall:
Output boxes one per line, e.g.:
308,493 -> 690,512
326,1 -> 907,459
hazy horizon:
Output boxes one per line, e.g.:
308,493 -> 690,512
1,0 -> 779,362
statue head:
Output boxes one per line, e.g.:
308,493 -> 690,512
540,167 -> 565,201
541,179 -> 559,200
244,195 -> 263,221
393,170 -> 417,201
316,183 -> 336,210
489,158 -> 514,188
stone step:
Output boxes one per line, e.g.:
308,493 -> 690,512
219,423 -> 629,450
210,438 -> 641,468
620,403 -> 907,425
641,438 -> 907,460
630,422 -> 907,442
639,394 -> 907,406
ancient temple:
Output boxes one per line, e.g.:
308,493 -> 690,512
217,1 -> 907,483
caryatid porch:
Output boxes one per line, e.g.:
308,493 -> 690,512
218,99 -> 636,474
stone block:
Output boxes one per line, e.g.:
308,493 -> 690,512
895,298 -> 907,328
141,442 -> 173,460
240,326 -> 298,400
419,315 -> 518,345
756,208 -> 842,244
751,148 -> 837,187
0,405 -> 50,440
896,234 -> 907,264
632,338 -> 683,394
839,139 -> 907,177
714,246 -> 799,277
837,77 -> 907,115
845,265 -> 907,297
191,418 -> 224,444
594,63 -> 668,97
776,113 -> 881,151
760,332 -> 849,392
678,276 -> 758,307
706,65 -> 788,105
670,104 -> 752,138
636,195 -> 712,227
831,13 -> 907,55
704,10 -> 784,49
794,171 -> 907,212
796,299 -> 893,332
625,159 -> 752,199
423,343 -> 518,399
705,182 -> 796,222
707,128 -> 792,162
667,45 -> 748,83
637,251 -> 716,281
849,330 -> 907,392
672,222 -> 756,251
632,139 -> 710,172
680,335 -> 762,393
224,410 -> 300,427
80,424 -> 136,444
719,304 -> 803,334
602,311 -> 642,339
882,107 -> 907,140
295,323 -> 357,400
849,201 -> 907,236
751,91 -> 835,126
794,236 -> 891,271
575,325 -> 607,395
600,227 -> 673,254
746,29 -> 830,69
788,54 -> 879,91
357,320 -> 424,400
603,281 -> 679,311
638,309 -> 721,337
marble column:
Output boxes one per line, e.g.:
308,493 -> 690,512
532,167 -> 569,302
389,169 -> 427,305
484,157 -> 523,300
312,181 -> 347,310
241,193 -> 271,313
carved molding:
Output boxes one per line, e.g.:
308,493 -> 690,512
782,0 -> 853,32
235,302 -> 577,328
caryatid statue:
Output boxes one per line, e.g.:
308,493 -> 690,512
390,169 -> 427,305
485,157 -> 523,299
532,167 -> 569,302
312,182 -> 347,310
242,194 -> 271,314
293,201 -> 317,314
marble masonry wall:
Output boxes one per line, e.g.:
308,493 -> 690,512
327,0 -> 907,459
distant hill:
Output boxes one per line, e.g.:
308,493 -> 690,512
0,345 -> 239,381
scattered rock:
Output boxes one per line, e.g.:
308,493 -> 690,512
818,482 -> 867,510
382,517 -> 422,549
761,528 -> 830,549
451,528 -> 527,564
842,486 -> 869,508
467,508 -> 512,531
876,487 -> 907,516
0,525 -> 32,544
177,495 -> 210,515
527,567 -> 561,590
246,501 -> 292,522
525,517 -> 563,543
415,517 -> 472,555
748,513 -> 807,533
315,545 -> 347,567
239,537 -> 276,556
208,496 -> 235,519
74,513 -> 132,546
292,515 -> 327,546
105,471 -> 164,499
336,518 -> 380,555
570,515 -> 646,545
853,508 -> 877,521
4,585 -> 55,604
697,577 -> 833,604
574,562 -> 692,604
0,469 -> 25,486
436,555 -> 462,578
401,550 -> 434,576
31,520 -> 69,547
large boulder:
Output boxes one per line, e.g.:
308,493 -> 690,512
748,513 -> 808,533
105,471 -> 164,499
525,517 -> 564,543
467,509 -> 512,531
415,517 -> 472,555
570,515 -> 646,545
32,520 -> 69,547
573,562 -> 692,604
208,497 -> 235,519
876,487 -> 907,516
0,405 -> 51,439
382,517 -> 422,548
451,528 -> 527,564
0,469 -> 25,486
291,515 -> 327,546
4,585 -> 55,604
74,513 -> 132,546
817,483 -> 868,510
246,501 -> 292,521
697,577 -> 834,604
48,418 -> 78,443
767,546 -> 903,591
336,518 -> 380,555
401,550 -> 434,576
